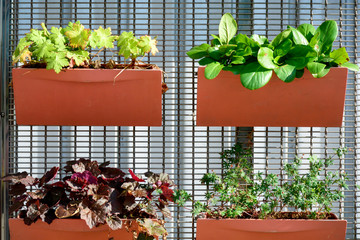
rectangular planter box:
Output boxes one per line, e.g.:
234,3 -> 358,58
12,68 -> 163,126
196,218 -> 347,240
9,218 -> 135,240
197,67 -> 348,127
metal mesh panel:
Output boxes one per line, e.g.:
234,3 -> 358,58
2,0 -> 360,239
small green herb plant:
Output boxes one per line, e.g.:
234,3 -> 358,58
12,21 -> 159,73
187,13 -> 359,90
188,143 -> 348,219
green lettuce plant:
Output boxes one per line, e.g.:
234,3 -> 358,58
187,13 -> 359,90
180,143 -> 349,219
12,21 -> 159,73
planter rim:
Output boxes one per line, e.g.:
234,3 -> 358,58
197,218 -> 347,222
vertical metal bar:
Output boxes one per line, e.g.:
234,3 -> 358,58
0,0 -> 11,239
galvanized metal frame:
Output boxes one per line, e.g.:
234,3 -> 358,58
2,1 -> 360,240
0,0 -> 10,239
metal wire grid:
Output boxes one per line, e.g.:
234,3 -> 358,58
1,0 -> 359,239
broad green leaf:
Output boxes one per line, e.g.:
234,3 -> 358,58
270,28 -> 291,48
330,47 -> 349,65
296,69 -> 304,78
258,47 -> 278,69
204,62 -> 224,79
297,23 -> 316,42
45,52 -> 69,73
311,67 -> 330,78
309,31 -> 320,50
250,34 -> 269,45
240,62 -> 273,90
199,57 -> 215,66
223,64 -> 244,75
314,20 -> 338,55
89,26 -> 116,49
274,64 -> 296,82
219,13 -> 237,44
66,49 -> 89,66
208,47 -> 223,60
138,35 -> 158,56
187,43 -> 210,59
286,45 -> 317,70
341,62 -> 359,72
219,44 -> 237,56
231,56 -> 245,64
64,22 -> 91,49
289,26 -> 309,45
307,62 -> 326,75
273,39 -> 292,57
235,45 -> 252,57
211,34 -> 221,43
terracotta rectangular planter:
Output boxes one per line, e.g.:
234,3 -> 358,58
12,68 -> 163,126
9,218 -> 136,240
196,218 -> 347,240
197,67 -> 348,127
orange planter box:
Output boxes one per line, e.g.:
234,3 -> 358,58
197,67 -> 348,127
196,219 -> 347,240
9,218 -> 136,240
12,68 -> 163,126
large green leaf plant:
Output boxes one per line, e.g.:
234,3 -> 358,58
12,21 -> 159,73
187,13 -> 359,90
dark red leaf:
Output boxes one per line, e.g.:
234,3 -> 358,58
160,185 -> 174,202
1,172 -> 28,183
39,167 -> 59,187
41,187 -> 65,207
100,167 -> 125,181
129,169 -> 145,182
9,195 -> 27,214
42,208 -> 56,224
9,183 -> 26,196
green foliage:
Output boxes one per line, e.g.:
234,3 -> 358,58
192,143 -> 349,219
12,21 -> 159,73
117,31 -> 158,63
187,13 -> 359,90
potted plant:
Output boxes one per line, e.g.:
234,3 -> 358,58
183,143 -> 348,240
12,21 -> 167,126
187,13 -> 359,127
2,158 -> 186,240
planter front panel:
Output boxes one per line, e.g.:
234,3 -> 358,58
9,219 -> 134,240
197,67 -> 348,127
13,68 -> 163,126
196,219 -> 347,240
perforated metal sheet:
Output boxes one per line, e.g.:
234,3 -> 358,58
1,1 -> 359,239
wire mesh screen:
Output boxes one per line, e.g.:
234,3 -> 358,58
3,0 -> 360,239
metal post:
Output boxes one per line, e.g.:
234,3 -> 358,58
0,0 -> 10,239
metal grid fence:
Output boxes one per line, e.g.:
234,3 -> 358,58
1,0 -> 359,239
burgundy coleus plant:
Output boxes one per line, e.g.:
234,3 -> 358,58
1,158 -> 185,240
